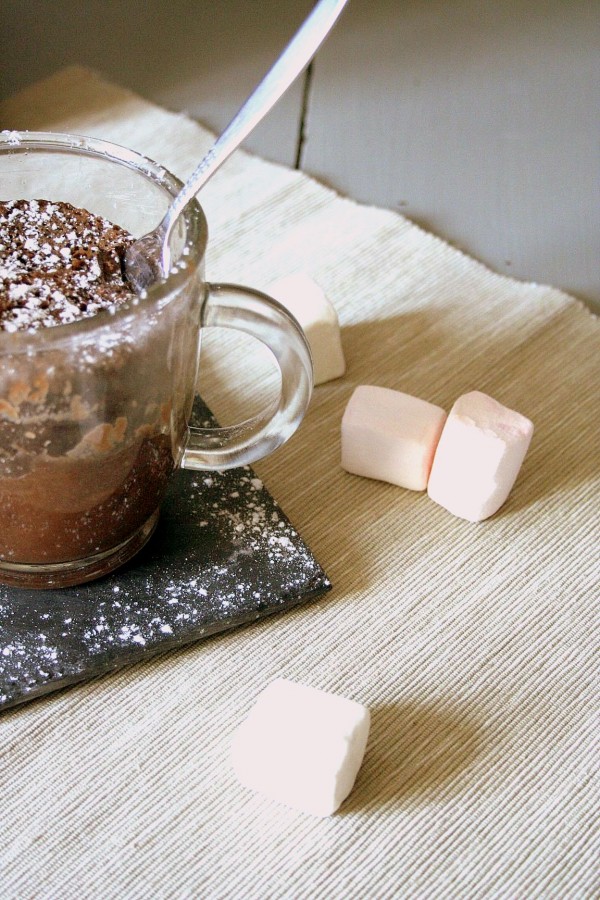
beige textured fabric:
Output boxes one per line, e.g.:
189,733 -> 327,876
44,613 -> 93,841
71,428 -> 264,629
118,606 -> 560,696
1,68 -> 598,898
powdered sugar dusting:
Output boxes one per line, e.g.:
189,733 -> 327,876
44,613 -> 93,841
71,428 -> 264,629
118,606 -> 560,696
0,403 -> 330,709
0,199 -> 135,332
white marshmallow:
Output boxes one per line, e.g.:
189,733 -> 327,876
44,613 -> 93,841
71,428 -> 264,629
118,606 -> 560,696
267,273 -> 346,385
230,678 -> 370,817
341,385 -> 447,491
427,390 -> 534,521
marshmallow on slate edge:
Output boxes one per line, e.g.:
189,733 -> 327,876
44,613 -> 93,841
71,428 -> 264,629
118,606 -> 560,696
341,385 -> 447,491
230,678 -> 370,817
267,273 -> 346,386
427,390 -> 534,522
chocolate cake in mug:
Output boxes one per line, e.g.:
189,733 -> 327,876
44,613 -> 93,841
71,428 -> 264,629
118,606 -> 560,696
0,133 -> 312,589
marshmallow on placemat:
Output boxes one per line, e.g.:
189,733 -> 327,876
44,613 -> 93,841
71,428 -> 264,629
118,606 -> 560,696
341,385 -> 447,490
230,678 -> 370,817
427,390 -> 534,521
267,273 -> 345,385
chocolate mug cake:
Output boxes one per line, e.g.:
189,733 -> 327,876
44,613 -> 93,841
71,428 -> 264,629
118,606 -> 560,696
0,132 -> 312,589
0,199 -> 186,585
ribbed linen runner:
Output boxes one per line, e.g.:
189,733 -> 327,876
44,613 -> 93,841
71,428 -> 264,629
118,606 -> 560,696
0,68 -> 598,899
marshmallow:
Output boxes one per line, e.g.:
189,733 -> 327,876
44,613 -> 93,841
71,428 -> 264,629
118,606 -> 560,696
427,390 -> 534,521
267,274 -> 345,385
341,385 -> 447,490
230,678 -> 370,817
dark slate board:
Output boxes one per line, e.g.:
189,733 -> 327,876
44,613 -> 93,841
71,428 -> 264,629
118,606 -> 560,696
0,400 -> 330,711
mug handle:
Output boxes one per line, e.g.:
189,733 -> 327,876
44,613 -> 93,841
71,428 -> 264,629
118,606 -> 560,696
181,282 -> 313,470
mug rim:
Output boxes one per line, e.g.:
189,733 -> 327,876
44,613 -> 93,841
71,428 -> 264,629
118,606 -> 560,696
0,130 -> 208,352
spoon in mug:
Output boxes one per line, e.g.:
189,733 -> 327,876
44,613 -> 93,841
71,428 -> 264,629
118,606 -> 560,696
124,0 -> 349,292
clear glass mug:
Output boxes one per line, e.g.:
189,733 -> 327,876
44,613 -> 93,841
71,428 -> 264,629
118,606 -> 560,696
0,132 -> 312,589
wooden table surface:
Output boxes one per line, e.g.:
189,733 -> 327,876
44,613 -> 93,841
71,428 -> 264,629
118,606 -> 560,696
2,0 -> 599,311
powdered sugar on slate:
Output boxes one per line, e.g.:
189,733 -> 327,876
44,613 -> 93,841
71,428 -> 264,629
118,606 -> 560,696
0,401 -> 330,709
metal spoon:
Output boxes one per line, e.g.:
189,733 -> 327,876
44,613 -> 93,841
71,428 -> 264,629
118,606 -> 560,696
124,0 -> 349,292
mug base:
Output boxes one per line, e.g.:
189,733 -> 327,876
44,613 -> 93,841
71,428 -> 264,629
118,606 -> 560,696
0,509 -> 160,590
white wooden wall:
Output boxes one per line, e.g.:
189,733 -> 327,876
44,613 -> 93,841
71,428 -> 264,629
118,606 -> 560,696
2,0 -> 598,310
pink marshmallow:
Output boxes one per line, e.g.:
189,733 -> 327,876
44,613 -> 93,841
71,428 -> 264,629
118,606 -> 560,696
341,386 -> 447,491
230,679 -> 370,817
427,391 -> 534,521
267,274 -> 346,386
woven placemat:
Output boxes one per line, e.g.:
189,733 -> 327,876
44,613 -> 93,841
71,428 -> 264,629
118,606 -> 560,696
0,68 -> 598,899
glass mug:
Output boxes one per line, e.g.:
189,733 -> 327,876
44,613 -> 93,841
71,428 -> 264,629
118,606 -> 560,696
0,132 -> 312,589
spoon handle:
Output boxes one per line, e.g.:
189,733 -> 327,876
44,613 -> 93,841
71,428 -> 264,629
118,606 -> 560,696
162,0 -> 349,241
